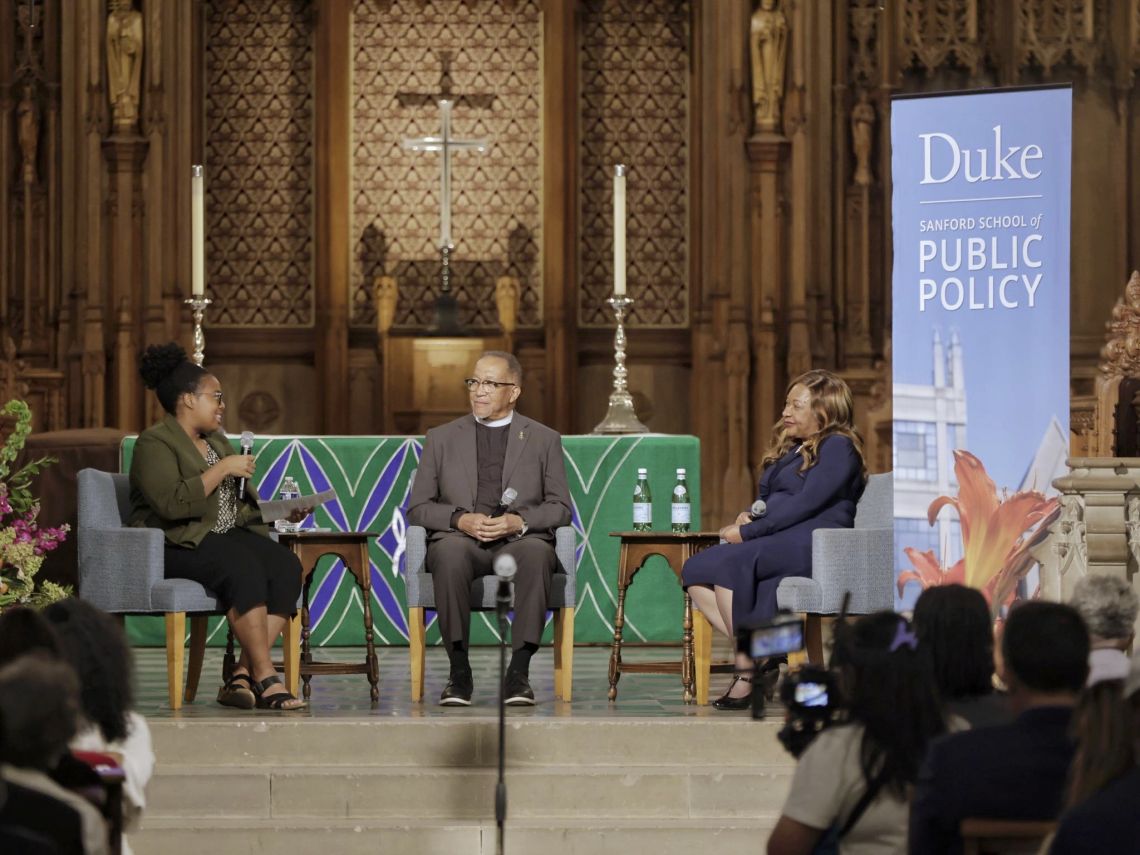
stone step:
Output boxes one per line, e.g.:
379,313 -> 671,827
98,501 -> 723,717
148,716 -> 792,768
148,763 -> 793,821
132,816 -> 780,855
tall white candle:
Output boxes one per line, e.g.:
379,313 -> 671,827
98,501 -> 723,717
191,164 -> 205,296
613,164 -> 627,296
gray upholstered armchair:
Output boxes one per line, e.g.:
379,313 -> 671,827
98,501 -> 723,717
776,471 -> 895,663
76,468 -> 299,709
693,472 -> 894,703
404,477 -> 577,701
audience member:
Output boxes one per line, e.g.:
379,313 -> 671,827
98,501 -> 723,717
909,601 -> 1088,855
44,598 -> 154,852
0,606 -> 109,796
913,584 -> 1010,728
0,655 -> 109,854
1048,652 -> 1140,853
0,604 -> 62,666
1069,574 -> 1137,685
767,612 -> 946,855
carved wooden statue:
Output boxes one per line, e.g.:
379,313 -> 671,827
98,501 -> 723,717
16,81 -> 38,184
851,90 -> 875,187
750,0 -> 788,134
107,0 -> 144,130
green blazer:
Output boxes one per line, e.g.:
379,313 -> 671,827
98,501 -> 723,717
128,414 -> 269,548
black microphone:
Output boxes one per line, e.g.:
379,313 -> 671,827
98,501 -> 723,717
493,554 -> 517,606
237,431 -> 254,500
749,499 -> 767,520
490,487 -> 518,519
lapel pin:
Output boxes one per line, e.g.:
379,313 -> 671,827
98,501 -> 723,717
519,431 -> 525,440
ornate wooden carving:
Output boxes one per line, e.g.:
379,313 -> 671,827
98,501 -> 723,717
352,0 -> 542,330
1100,271 -> 1140,378
1014,0 -> 1103,78
204,0 -> 315,327
1089,271 -> 1140,455
899,0 -> 984,77
579,0 -> 690,328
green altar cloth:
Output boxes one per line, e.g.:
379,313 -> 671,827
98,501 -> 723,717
120,434 -> 700,647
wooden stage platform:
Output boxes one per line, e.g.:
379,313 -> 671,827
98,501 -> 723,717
132,646 -> 794,854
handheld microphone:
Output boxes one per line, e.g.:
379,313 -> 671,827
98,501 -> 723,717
749,499 -> 767,520
237,431 -> 254,500
493,554 -> 517,606
491,487 -> 518,518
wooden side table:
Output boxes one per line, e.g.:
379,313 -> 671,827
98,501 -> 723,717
278,531 -> 379,702
607,531 -> 721,704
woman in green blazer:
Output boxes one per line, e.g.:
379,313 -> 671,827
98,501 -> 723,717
129,343 -> 305,711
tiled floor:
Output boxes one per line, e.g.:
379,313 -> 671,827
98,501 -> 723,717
134,643 -> 787,721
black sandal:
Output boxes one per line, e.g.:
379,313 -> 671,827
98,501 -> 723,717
217,672 -> 256,710
253,674 -> 307,711
712,674 -> 753,711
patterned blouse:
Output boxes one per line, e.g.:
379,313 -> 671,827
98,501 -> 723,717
204,444 -> 238,534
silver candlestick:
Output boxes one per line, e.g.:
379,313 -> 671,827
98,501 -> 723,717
183,296 -> 212,366
593,295 -> 649,434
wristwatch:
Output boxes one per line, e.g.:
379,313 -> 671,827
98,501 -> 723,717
517,517 -> 529,537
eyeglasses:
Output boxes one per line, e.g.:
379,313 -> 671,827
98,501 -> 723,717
196,391 -> 225,403
464,378 -> 516,392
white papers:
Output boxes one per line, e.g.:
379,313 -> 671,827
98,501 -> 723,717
258,489 -> 336,523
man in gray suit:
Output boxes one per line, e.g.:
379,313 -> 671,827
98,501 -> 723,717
407,351 -> 572,706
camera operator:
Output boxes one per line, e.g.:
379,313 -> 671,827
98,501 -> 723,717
767,612 -> 946,855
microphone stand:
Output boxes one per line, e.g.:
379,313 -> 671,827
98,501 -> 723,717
495,575 -> 511,855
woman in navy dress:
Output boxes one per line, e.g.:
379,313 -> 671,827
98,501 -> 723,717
682,369 -> 866,709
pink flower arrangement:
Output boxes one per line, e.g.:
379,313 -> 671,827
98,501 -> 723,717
0,399 -> 70,609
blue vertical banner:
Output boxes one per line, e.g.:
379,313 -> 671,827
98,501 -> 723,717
890,87 -> 1070,616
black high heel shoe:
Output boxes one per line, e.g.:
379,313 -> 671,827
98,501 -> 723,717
712,674 -> 753,710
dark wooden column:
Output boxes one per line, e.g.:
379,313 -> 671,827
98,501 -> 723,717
541,0 -> 579,434
690,0 -> 753,527
314,0 -> 352,433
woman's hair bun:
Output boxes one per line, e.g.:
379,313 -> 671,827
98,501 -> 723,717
138,342 -> 189,390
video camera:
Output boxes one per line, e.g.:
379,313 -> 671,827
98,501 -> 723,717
776,665 -> 844,757
739,603 -> 849,757
736,611 -> 807,720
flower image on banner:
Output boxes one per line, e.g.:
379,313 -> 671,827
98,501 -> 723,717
890,87 -> 1071,611
898,450 -> 1059,619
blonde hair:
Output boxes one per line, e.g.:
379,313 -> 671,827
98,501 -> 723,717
761,369 -> 867,477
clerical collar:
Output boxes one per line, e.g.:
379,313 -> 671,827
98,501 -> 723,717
474,411 -> 515,428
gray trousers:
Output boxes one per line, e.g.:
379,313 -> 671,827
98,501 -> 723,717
426,534 -> 556,651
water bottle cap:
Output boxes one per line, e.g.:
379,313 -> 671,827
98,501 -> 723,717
676,468 -> 686,476
637,468 -> 647,476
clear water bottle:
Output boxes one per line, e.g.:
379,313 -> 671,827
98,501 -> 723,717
632,468 -> 652,532
671,468 -> 691,533
275,476 -> 302,533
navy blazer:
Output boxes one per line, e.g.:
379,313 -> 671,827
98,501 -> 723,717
740,434 -> 864,541
909,706 -> 1075,855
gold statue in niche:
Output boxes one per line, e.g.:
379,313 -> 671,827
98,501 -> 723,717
851,89 -> 876,187
106,0 -> 143,130
374,276 -> 399,337
750,0 -> 788,133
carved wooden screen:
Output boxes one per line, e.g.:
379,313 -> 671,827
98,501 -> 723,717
579,0 -> 690,328
351,0 -> 543,330
203,0 -> 315,327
